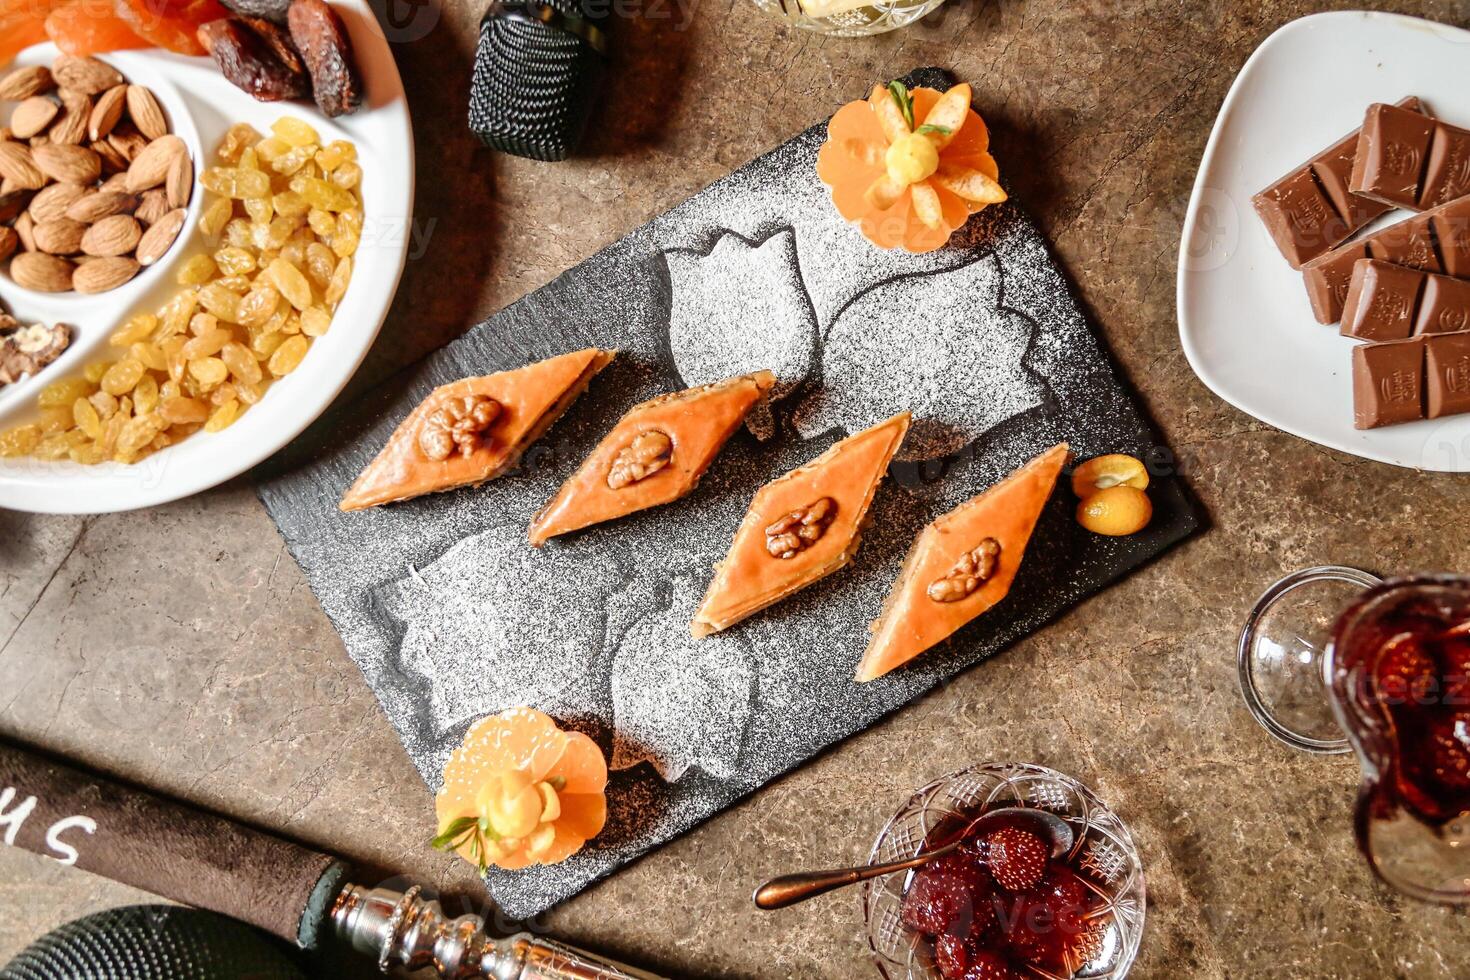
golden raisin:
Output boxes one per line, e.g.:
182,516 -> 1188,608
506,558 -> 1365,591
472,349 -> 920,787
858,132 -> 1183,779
268,335 -> 309,376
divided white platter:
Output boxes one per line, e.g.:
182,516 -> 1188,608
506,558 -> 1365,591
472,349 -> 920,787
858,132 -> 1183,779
1178,11 -> 1470,471
0,0 -> 412,512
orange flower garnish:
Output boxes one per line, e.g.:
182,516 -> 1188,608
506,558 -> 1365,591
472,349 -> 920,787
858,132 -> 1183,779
817,81 -> 1006,253
432,707 -> 608,871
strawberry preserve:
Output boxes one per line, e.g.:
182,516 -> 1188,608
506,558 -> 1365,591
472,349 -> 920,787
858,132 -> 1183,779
898,809 -> 1104,980
1327,576 -> 1470,903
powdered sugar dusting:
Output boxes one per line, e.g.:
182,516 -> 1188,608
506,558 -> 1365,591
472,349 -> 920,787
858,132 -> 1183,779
793,252 -> 1046,459
608,574 -> 755,781
664,227 -> 817,440
258,69 -> 1200,920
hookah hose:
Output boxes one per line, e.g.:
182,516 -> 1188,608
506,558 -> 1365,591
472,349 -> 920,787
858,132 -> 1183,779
0,739 -> 665,979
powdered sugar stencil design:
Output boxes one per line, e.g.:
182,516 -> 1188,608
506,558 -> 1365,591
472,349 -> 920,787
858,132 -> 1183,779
258,68 -> 1202,919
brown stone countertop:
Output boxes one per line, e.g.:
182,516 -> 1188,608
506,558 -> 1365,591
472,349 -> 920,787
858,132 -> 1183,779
4,1 -> 1470,976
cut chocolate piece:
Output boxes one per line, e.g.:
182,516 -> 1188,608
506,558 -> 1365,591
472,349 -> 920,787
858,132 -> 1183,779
1426,332 -> 1470,419
1303,194 -> 1470,324
1370,212 -> 1441,273
527,371 -> 776,546
1416,275 -> 1470,335
1350,102 -> 1437,209
1253,97 -> 1423,268
1340,259 -> 1422,341
1305,243 -> 1369,324
1352,336 -> 1425,429
690,413 -> 910,639
339,348 -> 615,511
1314,130 -> 1393,233
1421,122 -> 1470,211
1433,207 -> 1470,279
1253,169 -> 1343,270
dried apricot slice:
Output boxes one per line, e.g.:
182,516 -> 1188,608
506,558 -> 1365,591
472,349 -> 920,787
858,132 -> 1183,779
113,0 -> 228,55
0,15 -> 51,66
46,2 -> 149,55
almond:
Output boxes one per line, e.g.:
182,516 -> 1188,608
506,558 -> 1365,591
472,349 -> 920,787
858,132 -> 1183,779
125,85 -> 168,141
11,97 -> 60,140
27,182 -> 87,224
72,255 -> 138,293
80,213 -> 141,256
88,84 -> 127,141
99,172 -> 132,195
134,188 -> 169,225
9,251 -> 75,292
0,66 -> 54,100
107,124 -> 148,162
135,207 -> 184,265
0,190 -> 28,223
28,135 -> 49,149
125,134 -> 184,192
166,150 -> 192,209
66,189 -> 138,223
52,56 -> 123,97
14,212 -> 36,251
0,227 -> 16,264
32,143 -> 101,185
47,96 -> 90,146
32,217 -> 86,255
91,139 -> 129,174
0,141 -> 46,190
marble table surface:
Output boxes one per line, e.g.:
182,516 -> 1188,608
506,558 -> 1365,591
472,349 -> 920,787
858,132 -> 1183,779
4,1 -> 1470,976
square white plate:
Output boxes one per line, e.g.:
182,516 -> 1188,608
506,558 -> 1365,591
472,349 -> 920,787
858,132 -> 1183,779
1178,11 -> 1470,471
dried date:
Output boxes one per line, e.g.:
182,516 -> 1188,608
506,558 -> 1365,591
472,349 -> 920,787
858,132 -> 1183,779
220,0 -> 293,24
288,0 -> 363,118
198,18 -> 311,103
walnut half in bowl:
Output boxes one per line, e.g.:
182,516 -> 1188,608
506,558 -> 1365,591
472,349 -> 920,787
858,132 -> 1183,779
0,315 -> 71,387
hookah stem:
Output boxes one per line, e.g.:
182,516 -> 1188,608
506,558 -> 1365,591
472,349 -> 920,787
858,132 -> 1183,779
0,738 -> 666,979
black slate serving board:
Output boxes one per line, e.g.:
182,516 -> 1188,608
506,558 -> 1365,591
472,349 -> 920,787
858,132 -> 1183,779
258,68 -> 1203,917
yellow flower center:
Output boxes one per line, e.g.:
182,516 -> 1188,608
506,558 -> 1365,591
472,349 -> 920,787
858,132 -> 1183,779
474,768 -> 564,861
885,132 -> 939,186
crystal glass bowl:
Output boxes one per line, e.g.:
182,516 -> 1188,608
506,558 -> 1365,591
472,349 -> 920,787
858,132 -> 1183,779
860,762 -> 1146,979
748,0 -> 949,37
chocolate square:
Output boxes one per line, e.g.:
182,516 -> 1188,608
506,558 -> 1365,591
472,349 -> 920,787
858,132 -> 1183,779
1415,275 -> 1470,335
1304,243 -> 1370,324
1432,203 -> 1470,279
1341,259 -> 1423,341
1420,123 -> 1470,210
1353,336 -> 1426,429
1351,103 -> 1437,209
1426,332 -> 1470,418
1368,212 -> 1441,273
1254,169 -> 1342,269
1313,133 -> 1392,233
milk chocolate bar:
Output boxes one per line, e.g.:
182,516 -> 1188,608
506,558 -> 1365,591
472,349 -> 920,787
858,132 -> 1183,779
1302,193 -> 1470,324
1351,102 -> 1470,211
1352,329 -> 1470,427
1253,97 -> 1425,269
1340,259 -> 1470,340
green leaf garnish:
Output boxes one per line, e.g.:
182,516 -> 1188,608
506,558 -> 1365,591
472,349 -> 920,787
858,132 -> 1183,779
887,81 -> 916,131
916,124 -> 952,136
430,815 -> 500,875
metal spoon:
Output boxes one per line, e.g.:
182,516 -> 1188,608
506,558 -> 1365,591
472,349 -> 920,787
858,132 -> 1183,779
752,807 -> 1075,911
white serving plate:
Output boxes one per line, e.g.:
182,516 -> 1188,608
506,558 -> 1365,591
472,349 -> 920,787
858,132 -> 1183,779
1178,11 -> 1470,472
0,0 -> 412,512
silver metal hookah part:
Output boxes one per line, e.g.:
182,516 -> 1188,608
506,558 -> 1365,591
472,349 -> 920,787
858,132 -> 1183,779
330,884 -> 666,980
